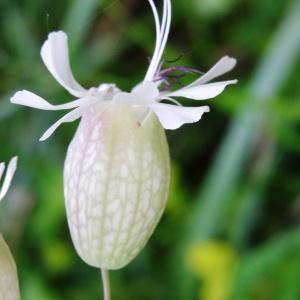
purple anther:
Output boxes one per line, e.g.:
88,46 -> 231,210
158,66 -> 201,77
154,65 -> 202,90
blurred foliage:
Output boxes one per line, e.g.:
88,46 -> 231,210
0,0 -> 300,299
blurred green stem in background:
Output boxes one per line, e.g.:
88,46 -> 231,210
172,0 -> 300,299
229,139 -> 276,249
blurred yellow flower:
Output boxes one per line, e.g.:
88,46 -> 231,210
187,241 -> 237,300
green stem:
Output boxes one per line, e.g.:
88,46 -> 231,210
101,269 -> 111,300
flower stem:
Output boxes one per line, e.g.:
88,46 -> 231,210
101,269 -> 111,300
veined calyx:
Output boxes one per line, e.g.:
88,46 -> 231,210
64,104 -> 170,269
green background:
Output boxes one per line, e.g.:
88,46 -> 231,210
1,0 -> 300,299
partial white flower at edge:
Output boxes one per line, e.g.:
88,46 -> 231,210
10,0 -> 237,140
0,159 -> 19,300
0,234 -> 20,300
0,157 -> 17,202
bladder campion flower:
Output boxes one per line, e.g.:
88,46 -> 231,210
10,0 -> 236,272
0,157 -> 19,300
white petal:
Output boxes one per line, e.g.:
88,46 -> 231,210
0,157 -> 17,201
0,163 -> 5,180
11,90 -> 87,110
144,0 -> 172,81
41,31 -> 87,97
149,103 -> 210,130
147,0 -> 161,50
113,92 -> 140,105
132,81 -> 159,102
189,56 -> 237,87
40,107 -> 84,141
166,80 -> 237,100
114,82 -> 159,105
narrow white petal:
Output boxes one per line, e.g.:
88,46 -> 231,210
147,0 -> 161,46
144,0 -> 172,82
149,103 -> 210,130
0,157 -> 17,201
11,90 -> 86,110
189,56 -> 237,87
41,31 -> 87,97
40,107 -> 84,141
155,0 -> 172,73
166,80 -> 237,100
0,163 -> 5,182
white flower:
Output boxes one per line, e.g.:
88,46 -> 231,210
0,234 -> 20,300
0,157 -> 17,202
10,0 -> 236,140
10,0 -> 237,270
